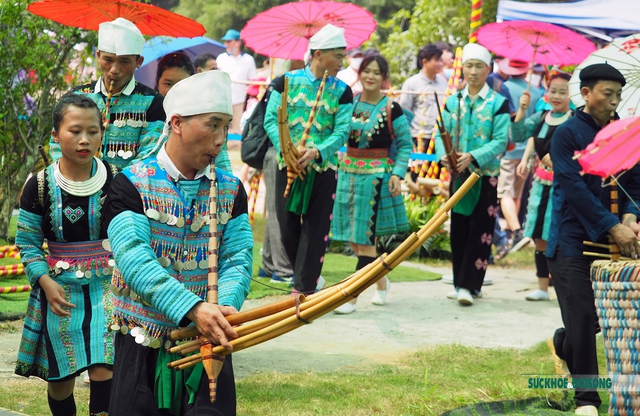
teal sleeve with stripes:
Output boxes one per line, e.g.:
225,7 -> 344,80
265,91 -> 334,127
15,209 -> 49,285
108,211 -> 202,325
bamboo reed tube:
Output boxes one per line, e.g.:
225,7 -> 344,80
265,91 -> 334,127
583,241 -> 614,250
173,174 -> 476,348
178,345 -> 201,356
177,360 -> 202,371
584,251 -> 632,261
168,294 -> 307,341
174,216 -> 450,370
170,174 -> 479,370
168,338 -> 201,354
167,353 -> 202,368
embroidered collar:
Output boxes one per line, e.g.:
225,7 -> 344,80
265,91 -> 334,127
461,83 -> 490,100
95,75 -> 136,97
157,144 -> 210,181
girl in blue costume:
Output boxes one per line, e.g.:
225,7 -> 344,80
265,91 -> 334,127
15,94 -> 117,416
331,55 -> 412,314
512,73 -> 573,301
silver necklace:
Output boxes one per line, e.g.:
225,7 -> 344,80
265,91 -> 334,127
54,158 -> 107,197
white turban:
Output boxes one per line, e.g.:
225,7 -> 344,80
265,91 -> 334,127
305,24 -> 347,63
462,43 -> 491,66
309,24 -> 347,51
98,18 -> 145,56
160,71 -> 232,139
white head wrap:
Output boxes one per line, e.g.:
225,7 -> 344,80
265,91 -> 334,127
462,43 -> 491,66
159,71 -> 233,139
98,18 -> 145,56
305,24 -> 347,63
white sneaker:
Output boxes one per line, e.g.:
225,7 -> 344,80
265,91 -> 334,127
334,301 -> 356,315
371,277 -> 390,306
315,275 -> 326,292
473,290 -> 483,299
83,373 -> 90,384
457,288 -> 474,305
482,276 -> 493,286
574,405 -> 598,416
525,289 -> 550,301
446,290 -> 458,300
442,274 -> 454,284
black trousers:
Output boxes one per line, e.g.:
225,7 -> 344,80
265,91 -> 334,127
275,167 -> 337,294
450,176 -> 497,295
547,250 -> 601,408
108,333 -> 236,416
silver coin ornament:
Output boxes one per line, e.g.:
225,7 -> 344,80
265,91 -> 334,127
146,208 -> 159,220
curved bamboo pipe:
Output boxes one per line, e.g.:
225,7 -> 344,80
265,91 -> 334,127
168,294 -> 306,343
169,174 -> 480,371
170,173 -> 479,345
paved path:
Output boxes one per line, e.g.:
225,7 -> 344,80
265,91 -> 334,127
233,262 -> 562,377
0,263 -> 560,381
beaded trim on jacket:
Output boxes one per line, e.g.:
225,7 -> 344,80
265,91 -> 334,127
110,158 -> 239,345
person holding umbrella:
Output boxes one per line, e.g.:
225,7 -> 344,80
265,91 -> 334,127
435,43 -> 510,306
102,70 -> 252,415
49,17 -> 166,171
264,24 -> 353,295
512,72 -> 573,301
546,63 -> 640,416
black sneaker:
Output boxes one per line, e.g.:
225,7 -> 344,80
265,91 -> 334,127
510,230 -> 530,252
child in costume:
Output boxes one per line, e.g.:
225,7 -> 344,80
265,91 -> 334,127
15,94 -> 118,416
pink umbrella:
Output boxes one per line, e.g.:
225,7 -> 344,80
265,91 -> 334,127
477,20 -> 596,66
574,117 -> 640,177
241,1 -> 376,60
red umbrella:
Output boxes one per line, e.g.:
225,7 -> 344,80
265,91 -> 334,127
477,20 -> 595,66
241,1 -> 376,60
574,117 -> 640,177
27,0 -> 206,38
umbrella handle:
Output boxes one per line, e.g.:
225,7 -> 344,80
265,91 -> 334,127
526,45 -> 539,93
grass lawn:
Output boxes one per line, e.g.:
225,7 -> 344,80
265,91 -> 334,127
0,340 -> 611,416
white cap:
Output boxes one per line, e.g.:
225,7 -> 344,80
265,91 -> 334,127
462,43 -> 491,66
164,71 -> 232,123
309,24 -> 346,51
98,18 -> 145,56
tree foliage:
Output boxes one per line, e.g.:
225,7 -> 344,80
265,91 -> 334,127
374,0 -> 499,87
0,0 -> 94,240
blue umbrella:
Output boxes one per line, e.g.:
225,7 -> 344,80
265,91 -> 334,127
135,36 -> 225,88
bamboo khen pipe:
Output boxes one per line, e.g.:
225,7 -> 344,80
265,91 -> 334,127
199,160 -> 224,403
169,174 -> 480,371
283,70 -> 328,197
168,294 -> 306,342
583,241 -> 614,250
583,251 -> 632,261
277,77 -> 302,197
98,80 -> 115,158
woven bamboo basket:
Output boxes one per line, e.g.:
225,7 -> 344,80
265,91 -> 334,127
591,260 -> 640,415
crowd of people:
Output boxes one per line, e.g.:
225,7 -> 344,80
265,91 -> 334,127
11,16 -> 640,416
